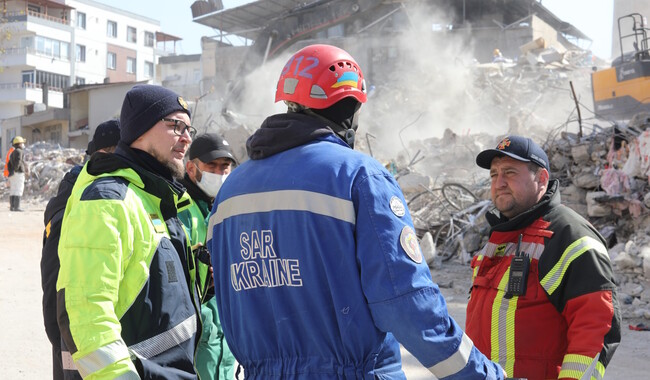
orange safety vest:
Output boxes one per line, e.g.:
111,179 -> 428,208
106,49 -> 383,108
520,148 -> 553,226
3,147 -> 15,177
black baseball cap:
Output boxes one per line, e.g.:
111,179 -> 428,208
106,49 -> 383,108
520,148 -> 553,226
87,119 -> 120,155
189,133 -> 236,164
476,135 -> 550,172
93,119 -> 120,151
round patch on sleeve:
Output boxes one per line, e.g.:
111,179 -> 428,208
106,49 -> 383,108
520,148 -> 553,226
400,226 -> 423,263
390,196 -> 406,217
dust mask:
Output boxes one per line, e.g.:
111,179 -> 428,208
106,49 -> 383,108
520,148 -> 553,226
196,170 -> 228,198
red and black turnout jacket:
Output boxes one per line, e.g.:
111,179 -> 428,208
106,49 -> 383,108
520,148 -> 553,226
466,180 -> 621,380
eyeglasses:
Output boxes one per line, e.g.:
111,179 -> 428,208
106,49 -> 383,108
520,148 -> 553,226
162,118 -> 197,139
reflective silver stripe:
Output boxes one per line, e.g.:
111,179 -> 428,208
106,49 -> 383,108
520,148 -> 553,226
75,340 -> 131,378
428,333 -> 474,378
541,236 -> 608,295
479,240 -> 545,260
560,353 -> 602,380
129,314 -> 197,360
207,190 -> 356,241
581,353 -> 601,380
61,350 -> 76,370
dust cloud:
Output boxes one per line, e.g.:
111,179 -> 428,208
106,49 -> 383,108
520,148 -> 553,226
199,2 -> 598,177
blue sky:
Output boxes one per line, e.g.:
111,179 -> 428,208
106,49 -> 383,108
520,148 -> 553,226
96,0 -> 614,59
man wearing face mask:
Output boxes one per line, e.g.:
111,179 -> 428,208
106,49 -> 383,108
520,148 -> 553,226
178,132 -> 237,380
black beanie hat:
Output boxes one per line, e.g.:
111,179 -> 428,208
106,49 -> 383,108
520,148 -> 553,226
90,119 -> 121,154
119,84 -> 191,145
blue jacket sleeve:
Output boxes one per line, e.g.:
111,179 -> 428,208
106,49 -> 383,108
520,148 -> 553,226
354,172 -> 504,380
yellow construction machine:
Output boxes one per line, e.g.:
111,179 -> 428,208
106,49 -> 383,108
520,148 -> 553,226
592,13 -> 650,120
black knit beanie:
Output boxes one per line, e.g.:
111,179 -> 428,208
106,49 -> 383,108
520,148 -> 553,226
119,84 -> 191,145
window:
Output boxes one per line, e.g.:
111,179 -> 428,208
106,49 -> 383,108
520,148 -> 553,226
107,20 -> 117,38
76,44 -> 86,62
127,57 -> 136,74
35,70 -> 70,89
107,52 -> 116,70
44,38 -> 52,56
144,61 -> 154,78
144,31 -> 154,47
127,26 -> 137,43
32,36 -> 70,60
75,77 -> 86,85
36,36 -> 44,52
27,4 -> 40,13
22,70 -> 34,85
61,42 -> 70,60
77,12 -> 86,29
20,36 -> 33,49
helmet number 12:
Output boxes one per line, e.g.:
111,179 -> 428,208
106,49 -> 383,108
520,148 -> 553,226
281,55 -> 319,79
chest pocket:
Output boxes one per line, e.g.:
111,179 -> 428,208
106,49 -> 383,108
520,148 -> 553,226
471,255 -> 540,301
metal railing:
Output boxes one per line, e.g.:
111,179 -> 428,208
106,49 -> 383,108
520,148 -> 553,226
0,82 -> 64,92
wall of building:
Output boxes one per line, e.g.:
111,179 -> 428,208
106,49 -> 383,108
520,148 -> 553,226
158,54 -> 202,99
87,83 -> 131,132
106,44 -> 138,83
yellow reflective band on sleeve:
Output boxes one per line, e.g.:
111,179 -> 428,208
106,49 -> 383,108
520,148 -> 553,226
540,236 -> 608,295
472,255 -> 483,282
559,353 -> 604,380
427,333 -> 474,378
74,340 -> 131,378
491,267 -> 517,376
45,220 -> 52,238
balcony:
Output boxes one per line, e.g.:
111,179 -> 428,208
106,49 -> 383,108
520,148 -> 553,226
0,82 -> 64,108
6,9 -> 69,25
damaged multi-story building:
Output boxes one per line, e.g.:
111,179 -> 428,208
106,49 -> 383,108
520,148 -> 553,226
188,0 -> 592,134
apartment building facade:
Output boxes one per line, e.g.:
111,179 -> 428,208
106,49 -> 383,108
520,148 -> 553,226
0,0 -> 178,156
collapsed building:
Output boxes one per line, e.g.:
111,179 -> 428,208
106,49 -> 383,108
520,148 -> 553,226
184,0 -> 594,158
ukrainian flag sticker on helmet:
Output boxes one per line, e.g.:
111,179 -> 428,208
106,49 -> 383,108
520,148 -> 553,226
331,71 -> 359,88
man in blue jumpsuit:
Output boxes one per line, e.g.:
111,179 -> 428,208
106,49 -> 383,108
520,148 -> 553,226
207,44 -> 505,379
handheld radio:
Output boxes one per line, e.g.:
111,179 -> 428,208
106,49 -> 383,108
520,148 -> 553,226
504,234 -> 529,299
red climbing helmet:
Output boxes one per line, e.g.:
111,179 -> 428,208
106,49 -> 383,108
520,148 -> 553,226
275,44 -> 367,109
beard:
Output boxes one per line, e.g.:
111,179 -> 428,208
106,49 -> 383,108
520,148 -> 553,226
163,158 -> 185,180
149,147 -> 185,180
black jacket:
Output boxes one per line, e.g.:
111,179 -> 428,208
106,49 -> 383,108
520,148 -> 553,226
8,146 -> 27,175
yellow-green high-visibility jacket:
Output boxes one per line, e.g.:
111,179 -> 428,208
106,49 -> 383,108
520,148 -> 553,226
57,147 -> 201,379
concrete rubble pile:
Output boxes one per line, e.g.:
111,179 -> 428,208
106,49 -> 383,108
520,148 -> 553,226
468,40 -> 595,131
546,117 -> 650,322
1,142 -> 85,202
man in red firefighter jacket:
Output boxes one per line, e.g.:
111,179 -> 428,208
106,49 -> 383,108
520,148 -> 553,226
466,135 -> 621,380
